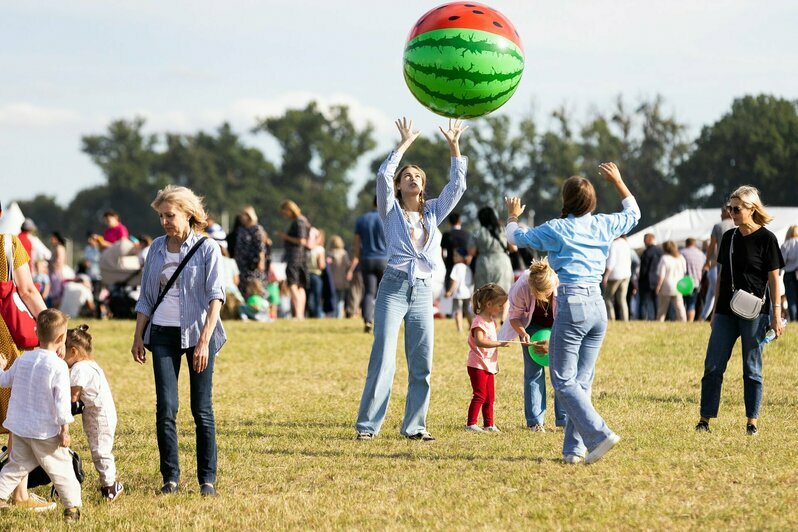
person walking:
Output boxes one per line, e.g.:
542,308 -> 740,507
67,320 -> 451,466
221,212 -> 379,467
655,241 -> 687,322
347,197 -> 388,333
681,238 -> 707,321
696,186 -> 784,436
603,236 -> 632,320
780,225 -> 798,321
131,185 -> 226,496
638,233 -> 662,320
701,206 -> 736,321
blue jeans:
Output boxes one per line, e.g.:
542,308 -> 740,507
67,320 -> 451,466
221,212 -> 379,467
784,270 -> 798,322
356,267 -> 433,436
522,323 -> 566,427
150,325 -> 217,485
700,312 -> 769,419
638,289 -> 657,321
307,273 -> 324,318
550,285 -> 613,457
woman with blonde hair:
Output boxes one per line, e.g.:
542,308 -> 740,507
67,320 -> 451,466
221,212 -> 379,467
655,240 -> 687,321
780,224 -> 798,321
327,235 -> 351,318
499,258 -> 567,431
277,199 -> 310,319
696,185 -> 784,436
231,206 -> 269,295
131,185 -> 226,496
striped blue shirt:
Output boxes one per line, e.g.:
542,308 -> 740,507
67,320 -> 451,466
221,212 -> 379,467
135,231 -> 227,355
377,150 -> 468,285
506,196 -> 641,286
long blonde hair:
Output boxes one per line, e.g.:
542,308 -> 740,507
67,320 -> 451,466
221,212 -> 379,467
729,185 -> 774,226
527,258 -> 558,302
151,185 -> 209,232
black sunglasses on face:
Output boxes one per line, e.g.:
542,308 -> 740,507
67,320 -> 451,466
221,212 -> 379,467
726,205 -> 746,214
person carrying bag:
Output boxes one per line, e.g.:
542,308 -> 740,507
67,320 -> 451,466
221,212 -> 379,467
0,236 -> 38,350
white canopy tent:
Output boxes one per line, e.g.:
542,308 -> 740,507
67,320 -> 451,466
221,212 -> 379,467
628,207 -> 798,251
0,202 -> 26,235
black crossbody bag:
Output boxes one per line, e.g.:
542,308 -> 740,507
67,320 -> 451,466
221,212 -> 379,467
142,237 -> 207,349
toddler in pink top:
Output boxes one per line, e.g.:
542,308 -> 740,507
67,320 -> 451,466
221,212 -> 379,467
466,283 -> 510,432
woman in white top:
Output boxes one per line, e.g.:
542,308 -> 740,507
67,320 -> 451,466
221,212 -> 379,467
780,224 -> 798,321
655,240 -> 687,321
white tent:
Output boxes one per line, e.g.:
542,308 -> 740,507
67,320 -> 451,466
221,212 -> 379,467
628,207 -> 798,250
0,202 -> 25,235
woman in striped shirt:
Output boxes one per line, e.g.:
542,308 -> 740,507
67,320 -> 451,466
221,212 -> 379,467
355,117 -> 468,442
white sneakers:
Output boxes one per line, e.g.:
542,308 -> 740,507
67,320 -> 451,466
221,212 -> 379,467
585,433 -> 621,464
465,425 -> 484,432
562,454 -> 583,464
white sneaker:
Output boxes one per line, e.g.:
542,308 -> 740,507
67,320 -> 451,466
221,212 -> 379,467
483,426 -> 501,432
563,454 -> 583,464
465,424 -> 485,432
585,433 -> 621,464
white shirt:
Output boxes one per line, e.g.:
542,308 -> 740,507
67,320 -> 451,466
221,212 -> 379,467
394,211 -> 433,279
450,262 -> 474,300
0,348 -> 74,439
59,282 -> 94,317
657,254 -> 687,296
152,250 -> 181,326
70,360 -> 117,421
606,238 -> 633,281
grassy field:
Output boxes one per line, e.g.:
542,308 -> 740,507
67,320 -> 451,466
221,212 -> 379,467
3,318 -> 798,530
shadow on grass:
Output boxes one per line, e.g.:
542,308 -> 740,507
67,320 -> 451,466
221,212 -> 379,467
258,446 -> 559,464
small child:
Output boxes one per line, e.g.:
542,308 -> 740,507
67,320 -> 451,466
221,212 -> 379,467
241,279 -> 270,321
64,324 -> 123,501
0,309 -> 81,521
33,259 -> 50,301
466,283 -> 511,433
445,247 -> 474,332
498,258 -> 566,432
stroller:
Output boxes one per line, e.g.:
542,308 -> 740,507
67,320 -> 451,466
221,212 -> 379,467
99,239 -> 142,319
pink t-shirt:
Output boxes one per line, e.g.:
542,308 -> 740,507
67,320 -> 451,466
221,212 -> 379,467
467,315 -> 499,374
104,223 -> 129,244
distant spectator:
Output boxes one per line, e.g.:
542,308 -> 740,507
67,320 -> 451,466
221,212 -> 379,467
205,215 -> 227,248
327,235 -> 351,318
441,212 -> 471,292
100,210 -> 129,249
469,206 -> 514,293
780,225 -> 798,321
83,233 -> 102,282
233,206 -> 268,296
347,197 -> 387,333
33,259 -> 50,301
137,234 -> 153,267
278,200 -> 310,320
638,233 -> 662,320
656,240 -> 687,321
681,238 -> 707,321
444,247 -> 474,333
603,235 -> 632,320
306,228 -> 326,318
60,274 -> 96,318
48,231 -> 67,308
701,206 -> 736,320
17,218 -> 36,271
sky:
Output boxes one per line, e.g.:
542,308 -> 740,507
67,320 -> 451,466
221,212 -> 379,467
1,0 -> 797,206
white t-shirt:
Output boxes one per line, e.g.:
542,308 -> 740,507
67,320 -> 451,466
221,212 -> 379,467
152,250 -> 181,326
450,262 -> 474,300
606,238 -> 633,280
395,211 -> 432,279
70,360 -> 117,420
657,254 -> 687,296
59,282 -> 94,318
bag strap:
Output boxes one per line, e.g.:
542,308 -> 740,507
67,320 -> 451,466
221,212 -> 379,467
149,237 -> 207,318
4,235 -> 13,282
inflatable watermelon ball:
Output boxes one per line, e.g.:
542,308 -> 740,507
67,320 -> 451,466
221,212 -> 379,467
403,2 -> 524,119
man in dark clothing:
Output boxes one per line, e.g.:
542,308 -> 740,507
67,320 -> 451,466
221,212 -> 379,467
347,198 -> 387,333
440,212 -> 471,292
638,233 -> 663,320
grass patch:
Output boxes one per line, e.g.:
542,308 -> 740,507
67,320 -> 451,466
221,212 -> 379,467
4,319 -> 798,530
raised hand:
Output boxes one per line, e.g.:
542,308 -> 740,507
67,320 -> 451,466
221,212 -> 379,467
395,117 -> 421,154
505,196 -> 526,219
439,118 -> 468,156
598,162 -> 622,184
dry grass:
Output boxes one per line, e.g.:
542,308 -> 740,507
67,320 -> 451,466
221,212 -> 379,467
4,318 -> 798,530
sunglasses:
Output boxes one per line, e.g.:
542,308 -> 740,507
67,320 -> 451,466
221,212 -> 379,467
726,205 -> 747,214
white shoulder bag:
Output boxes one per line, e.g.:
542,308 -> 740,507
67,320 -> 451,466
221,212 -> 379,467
728,229 -> 766,320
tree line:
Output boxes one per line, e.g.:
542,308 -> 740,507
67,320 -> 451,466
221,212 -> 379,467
15,94 -> 798,247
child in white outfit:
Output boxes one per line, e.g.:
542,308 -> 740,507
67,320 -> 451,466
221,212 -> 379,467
64,324 -> 123,501
0,309 -> 82,521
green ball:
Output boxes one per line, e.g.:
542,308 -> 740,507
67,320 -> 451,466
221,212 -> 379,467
526,328 -> 551,367
676,276 -> 695,296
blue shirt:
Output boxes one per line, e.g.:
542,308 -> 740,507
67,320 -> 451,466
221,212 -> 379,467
377,150 -> 468,285
506,197 -> 641,286
135,232 -> 227,355
354,210 -> 387,261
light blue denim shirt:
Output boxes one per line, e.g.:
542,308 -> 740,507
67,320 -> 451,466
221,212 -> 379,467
135,232 -> 227,354
377,150 -> 468,285
506,197 -> 641,286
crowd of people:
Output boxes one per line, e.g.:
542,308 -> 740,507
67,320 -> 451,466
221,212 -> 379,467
0,114 -> 795,520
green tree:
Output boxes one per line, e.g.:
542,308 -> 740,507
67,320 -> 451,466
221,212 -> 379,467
678,94 -> 798,207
